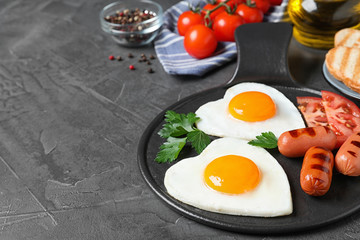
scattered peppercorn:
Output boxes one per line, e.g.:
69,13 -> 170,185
108,53 -> 157,73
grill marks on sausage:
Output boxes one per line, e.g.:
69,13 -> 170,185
348,150 -> 357,157
347,140 -> 360,158
312,152 -> 331,163
351,140 -> 360,148
289,129 -> 300,138
289,128 -> 316,138
310,164 -> 330,174
310,151 -> 331,174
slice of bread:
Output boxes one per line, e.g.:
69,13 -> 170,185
335,28 -> 360,48
325,46 -> 360,91
326,46 -> 347,81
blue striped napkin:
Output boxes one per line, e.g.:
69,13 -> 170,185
154,0 -> 289,76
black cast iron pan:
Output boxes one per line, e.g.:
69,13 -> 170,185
138,23 -> 360,234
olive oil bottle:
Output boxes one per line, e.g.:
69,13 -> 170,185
288,0 -> 360,49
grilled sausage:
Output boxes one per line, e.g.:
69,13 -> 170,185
278,126 -> 337,158
300,146 -> 334,196
335,131 -> 360,176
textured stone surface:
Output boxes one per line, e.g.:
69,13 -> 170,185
1,0 -> 360,239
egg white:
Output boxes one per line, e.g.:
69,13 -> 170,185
195,82 -> 305,140
164,137 -> 293,217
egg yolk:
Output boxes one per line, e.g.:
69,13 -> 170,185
228,91 -> 276,122
203,155 -> 260,194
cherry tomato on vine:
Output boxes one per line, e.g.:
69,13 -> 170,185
236,3 -> 263,23
269,0 -> 282,5
213,11 -> 245,42
202,2 -> 226,21
184,24 -> 218,59
177,11 -> 204,36
217,0 -> 244,8
252,0 -> 270,13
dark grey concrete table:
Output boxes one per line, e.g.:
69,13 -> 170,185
1,0 -> 360,239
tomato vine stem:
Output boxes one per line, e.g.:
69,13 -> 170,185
203,0 -> 230,27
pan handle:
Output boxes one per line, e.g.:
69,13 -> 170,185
227,22 -> 296,87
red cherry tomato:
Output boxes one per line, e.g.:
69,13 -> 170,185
177,11 -> 204,36
202,3 -> 226,21
269,0 -> 282,5
218,0 -> 244,8
236,3 -> 263,23
252,0 -> 270,13
213,11 -> 245,42
184,24 -> 218,59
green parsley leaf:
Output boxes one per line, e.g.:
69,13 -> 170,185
155,110 -> 211,163
158,123 -> 187,138
155,137 -> 187,163
158,111 -> 199,138
248,131 -> 278,149
187,129 -> 211,154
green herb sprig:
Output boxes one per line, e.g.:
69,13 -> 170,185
155,110 -> 211,163
248,131 -> 278,149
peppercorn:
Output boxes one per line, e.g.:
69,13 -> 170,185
104,8 -> 155,25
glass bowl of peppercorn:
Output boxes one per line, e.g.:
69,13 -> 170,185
100,0 -> 163,47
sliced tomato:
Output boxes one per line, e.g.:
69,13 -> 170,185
321,90 -> 360,147
296,96 -> 329,127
